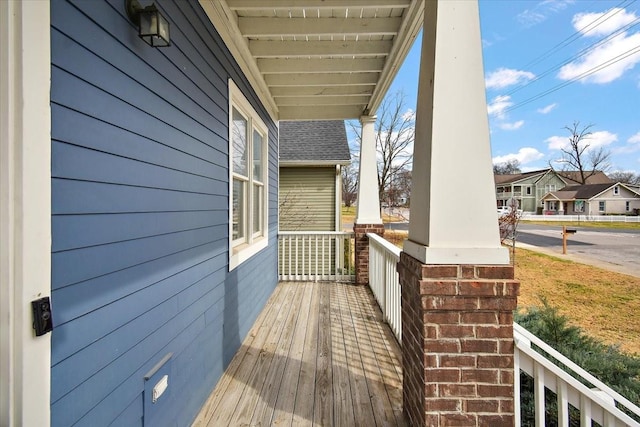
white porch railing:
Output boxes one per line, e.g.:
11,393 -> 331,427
514,323 -> 640,427
367,232 -> 402,343
364,235 -> 640,426
523,214 -> 640,223
278,231 -> 355,282
278,231 -> 640,424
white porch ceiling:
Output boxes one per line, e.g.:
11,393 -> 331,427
199,0 -> 424,121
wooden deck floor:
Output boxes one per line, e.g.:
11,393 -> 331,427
193,281 -> 405,427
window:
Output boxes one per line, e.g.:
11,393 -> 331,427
613,185 -> 620,195
599,201 -> 605,212
229,80 -> 268,270
548,201 -> 557,211
526,186 -> 532,195
626,201 -> 630,212
574,200 -> 585,213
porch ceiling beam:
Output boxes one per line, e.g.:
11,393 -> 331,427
249,40 -> 393,57
265,73 -> 379,86
269,86 -> 374,97
279,105 -> 365,120
238,17 -> 402,37
257,58 -> 385,74
274,95 -> 370,106
227,0 -> 411,10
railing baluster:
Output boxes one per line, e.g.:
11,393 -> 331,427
535,363 -> 545,427
558,381 -> 569,427
580,396 -> 591,427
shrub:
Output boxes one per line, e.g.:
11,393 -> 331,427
516,299 -> 640,425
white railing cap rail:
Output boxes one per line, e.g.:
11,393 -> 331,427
279,231 -> 354,236
514,322 -> 640,421
367,232 -> 401,258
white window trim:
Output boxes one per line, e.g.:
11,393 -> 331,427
1,1 -> 51,425
228,80 -> 269,271
599,201 -> 606,212
613,185 -> 620,196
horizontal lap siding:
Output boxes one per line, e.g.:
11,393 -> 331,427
50,0 -> 278,425
279,167 -> 336,231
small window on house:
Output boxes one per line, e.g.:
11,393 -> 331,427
526,186 -> 532,195
599,201 -> 605,212
613,185 -> 620,195
229,80 -> 269,270
626,201 -> 630,212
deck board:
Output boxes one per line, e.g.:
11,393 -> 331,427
193,282 -> 405,427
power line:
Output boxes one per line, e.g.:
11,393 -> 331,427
503,44 -> 640,113
521,0 -> 636,70
505,13 -> 640,97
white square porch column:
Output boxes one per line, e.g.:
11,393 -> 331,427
404,0 -> 509,265
354,115 -> 384,285
398,2 -> 518,426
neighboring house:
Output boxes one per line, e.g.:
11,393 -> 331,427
495,168 -> 612,213
542,183 -> 640,215
279,121 -> 350,232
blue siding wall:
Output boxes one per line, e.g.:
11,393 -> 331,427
50,0 -> 279,425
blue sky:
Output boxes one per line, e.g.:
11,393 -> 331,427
386,0 -> 640,174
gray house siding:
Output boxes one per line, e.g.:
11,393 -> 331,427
50,0 -> 277,425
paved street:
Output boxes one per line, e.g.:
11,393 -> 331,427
516,223 -> 640,278
360,220 -> 640,278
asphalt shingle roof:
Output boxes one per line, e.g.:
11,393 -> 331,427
556,171 -> 612,185
279,120 -> 351,164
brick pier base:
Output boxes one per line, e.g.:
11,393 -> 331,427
353,223 -> 384,285
397,252 -> 520,427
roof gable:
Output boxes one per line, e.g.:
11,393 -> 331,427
494,169 -> 550,185
279,120 -> 351,164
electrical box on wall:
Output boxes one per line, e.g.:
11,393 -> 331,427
143,353 -> 173,426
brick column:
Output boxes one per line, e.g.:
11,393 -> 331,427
353,223 -> 384,285
398,252 -> 520,427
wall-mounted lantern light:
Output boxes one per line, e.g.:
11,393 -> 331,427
125,0 -> 170,47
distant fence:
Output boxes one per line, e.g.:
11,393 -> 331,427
522,214 -> 640,223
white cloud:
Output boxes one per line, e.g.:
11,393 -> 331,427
402,109 -> 416,121
558,9 -> 640,84
546,135 -> 569,150
537,103 -> 557,114
572,8 -> 637,37
499,120 -> 525,131
485,68 -> 535,89
615,132 -> 640,154
487,95 -> 513,119
493,147 -> 545,165
517,0 -> 575,27
547,130 -> 618,151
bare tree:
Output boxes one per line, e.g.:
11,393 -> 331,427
348,90 -> 415,202
498,204 -> 522,266
279,187 -> 316,231
555,122 -> 611,184
608,171 -> 640,185
341,163 -> 358,208
493,159 -> 521,175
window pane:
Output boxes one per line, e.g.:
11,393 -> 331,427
232,108 -> 248,177
233,178 -> 245,241
253,184 -> 262,235
253,129 -> 263,182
